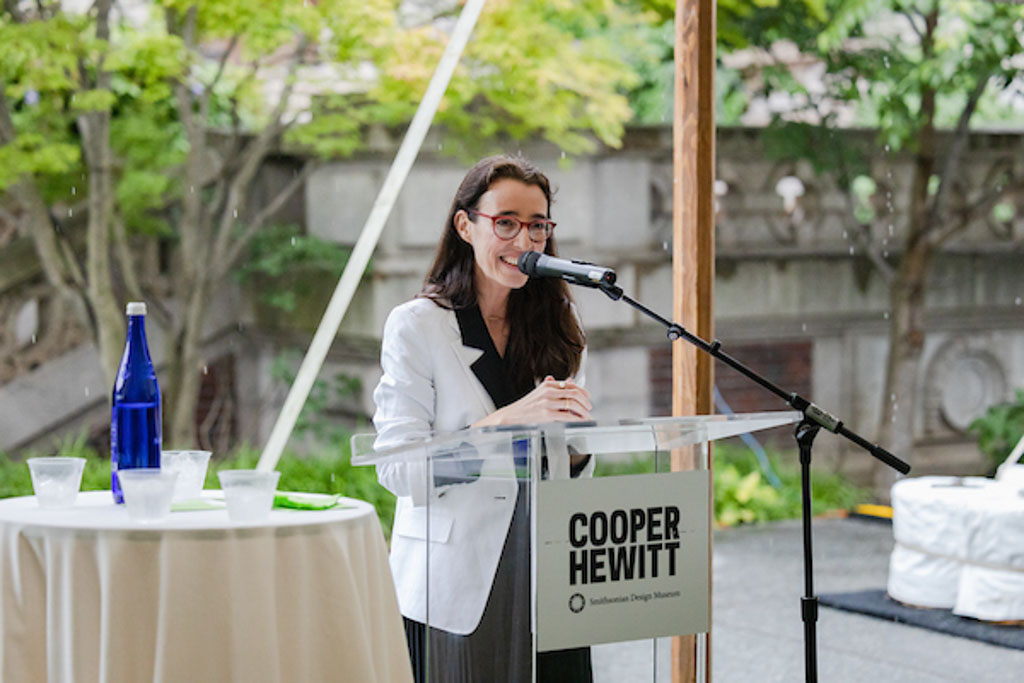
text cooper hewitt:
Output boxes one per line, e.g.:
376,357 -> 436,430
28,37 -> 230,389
568,506 -> 682,585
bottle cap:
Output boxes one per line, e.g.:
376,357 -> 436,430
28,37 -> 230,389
126,302 -> 147,316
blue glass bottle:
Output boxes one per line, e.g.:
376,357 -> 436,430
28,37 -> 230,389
111,301 -> 162,503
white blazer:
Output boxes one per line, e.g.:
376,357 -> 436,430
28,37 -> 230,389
372,297 -> 591,635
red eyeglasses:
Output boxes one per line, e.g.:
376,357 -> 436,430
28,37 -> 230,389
467,209 -> 555,243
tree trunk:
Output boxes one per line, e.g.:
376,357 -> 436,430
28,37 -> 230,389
78,108 -> 124,382
78,0 -> 124,383
872,42 -> 938,497
166,270 -> 210,448
874,238 -> 932,497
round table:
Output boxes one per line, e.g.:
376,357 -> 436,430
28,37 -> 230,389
0,491 -> 412,683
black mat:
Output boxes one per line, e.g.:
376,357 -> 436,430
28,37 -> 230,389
819,589 -> 1024,651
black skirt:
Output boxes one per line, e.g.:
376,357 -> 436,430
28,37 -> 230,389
403,483 -> 592,683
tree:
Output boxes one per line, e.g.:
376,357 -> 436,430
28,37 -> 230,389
722,0 -> 1024,487
0,0 -> 655,447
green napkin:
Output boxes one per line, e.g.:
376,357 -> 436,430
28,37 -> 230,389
273,492 -> 347,510
171,498 -> 226,512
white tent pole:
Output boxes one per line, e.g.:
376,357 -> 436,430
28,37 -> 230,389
257,0 -> 488,471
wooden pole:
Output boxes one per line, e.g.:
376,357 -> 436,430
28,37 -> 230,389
672,1 -> 715,682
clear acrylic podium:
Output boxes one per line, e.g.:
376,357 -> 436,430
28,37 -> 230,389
352,412 -> 800,683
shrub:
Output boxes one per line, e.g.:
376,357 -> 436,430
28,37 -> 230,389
0,434 -> 112,498
714,463 -> 781,526
208,442 -> 396,537
594,442 -> 869,526
716,443 -> 868,524
967,389 -> 1024,472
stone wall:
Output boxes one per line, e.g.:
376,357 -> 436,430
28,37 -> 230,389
296,126 -> 1024,480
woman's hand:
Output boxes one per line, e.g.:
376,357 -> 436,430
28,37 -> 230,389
473,376 -> 592,427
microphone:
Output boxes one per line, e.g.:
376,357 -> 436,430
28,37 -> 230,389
517,251 -> 617,286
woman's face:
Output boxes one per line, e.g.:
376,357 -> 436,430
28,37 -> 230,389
455,177 -> 549,299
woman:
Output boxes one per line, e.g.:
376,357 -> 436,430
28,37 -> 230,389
373,155 -> 594,682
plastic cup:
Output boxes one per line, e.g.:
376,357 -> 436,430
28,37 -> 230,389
119,469 -> 179,522
27,457 -> 86,508
161,450 -> 212,501
218,470 -> 281,522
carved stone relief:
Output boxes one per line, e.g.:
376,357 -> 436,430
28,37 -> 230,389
924,335 -> 1008,436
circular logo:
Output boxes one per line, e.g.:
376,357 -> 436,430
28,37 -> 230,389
568,593 -> 585,614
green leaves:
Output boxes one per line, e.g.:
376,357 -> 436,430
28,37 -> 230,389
594,443 -> 869,527
285,104 -> 370,159
71,89 -> 116,113
238,224 -> 351,281
0,13 -> 85,92
236,224 -> 353,313
357,0 -> 647,157
968,389 -> 1024,472
712,444 -> 869,526
107,31 -> 187,98
725,0 -> 1024,144
817,0 -> 887,52
719,0 -> 829,50
761,120 -> 871,189
0,133 -> 80,190
4,0 -> 654,200
715,465 -> 780,526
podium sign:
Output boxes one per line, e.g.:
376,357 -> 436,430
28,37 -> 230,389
535,470 -> 709,651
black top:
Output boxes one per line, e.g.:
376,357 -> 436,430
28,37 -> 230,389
454,304 -> 589,478
455,304 -> 534,409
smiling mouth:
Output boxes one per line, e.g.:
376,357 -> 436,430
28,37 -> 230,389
500,255 -> 519,267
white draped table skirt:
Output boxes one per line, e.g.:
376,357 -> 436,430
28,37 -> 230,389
887,476 -> 1024,621
0,491 -> 412,683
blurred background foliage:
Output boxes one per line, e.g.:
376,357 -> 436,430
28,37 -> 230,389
0,0 -> 666,447
235,224 -> 354,313
595,440 -> 869,527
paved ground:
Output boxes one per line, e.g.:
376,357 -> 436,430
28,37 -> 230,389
590,517 -> 1024,682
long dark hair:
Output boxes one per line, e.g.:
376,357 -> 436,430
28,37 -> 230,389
422,154 -> 584,387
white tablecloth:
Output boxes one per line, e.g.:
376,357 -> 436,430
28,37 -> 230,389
0,491 -> 412,683
952,487 -> 1024,621
888,476 -> 1024,620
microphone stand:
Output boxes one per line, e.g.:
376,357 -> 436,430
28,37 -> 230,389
571,276 -> 910,683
